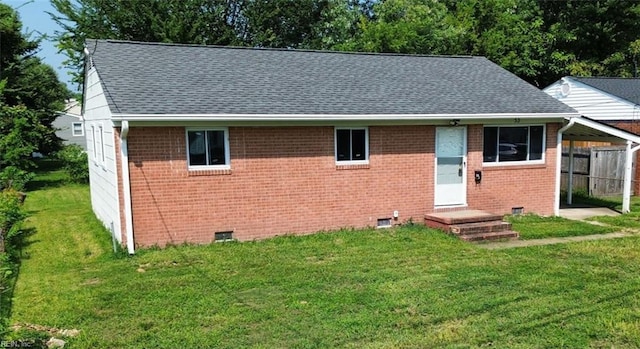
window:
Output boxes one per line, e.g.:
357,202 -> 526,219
98,125 -> 105,163
187,128 -> 230,169
483,125 -> 545,164
72,122 -> 84,136
335,127 -> 368,163
91,125 -> 97,159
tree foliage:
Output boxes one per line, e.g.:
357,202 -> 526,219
52,0 -> 640,88
57,144 -> 89,183
0,2 -> 68,190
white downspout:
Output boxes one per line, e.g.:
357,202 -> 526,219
555,119 -> 576,216
622,143 -> 640,213
120,121 -> 135,254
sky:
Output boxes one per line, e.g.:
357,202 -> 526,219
7,0 -> 75,91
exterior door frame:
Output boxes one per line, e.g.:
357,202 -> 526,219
434,126 -> 467,207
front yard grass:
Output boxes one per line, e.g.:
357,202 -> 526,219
7,170 -> 640,348
507,214 -> 618,240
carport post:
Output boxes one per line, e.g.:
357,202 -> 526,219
567,140 -> 574,205
623,142 -> 640,213
555,118 -> 576,216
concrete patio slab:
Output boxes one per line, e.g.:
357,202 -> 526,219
559,207 -> 621,221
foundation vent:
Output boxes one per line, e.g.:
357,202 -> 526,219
377,218 -> 392,228
214,231 -> 234,242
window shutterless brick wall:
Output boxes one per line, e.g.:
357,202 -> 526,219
466,123 -> 561,215
115,124 -> 560,247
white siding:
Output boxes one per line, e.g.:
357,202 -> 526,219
84,67 -> 122,243
544,78 -> 640,121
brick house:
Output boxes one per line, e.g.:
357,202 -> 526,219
84,39 -> 634,253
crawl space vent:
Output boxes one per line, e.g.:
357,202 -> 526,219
377,218 -> 392,228
214,231 -> 234,242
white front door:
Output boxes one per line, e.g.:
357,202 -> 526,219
434,127 -> 467,206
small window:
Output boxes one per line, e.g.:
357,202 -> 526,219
187,128 -> 230,169
483,125 -> 545,164
72,122 -> 84,136
335,127 -> 368,163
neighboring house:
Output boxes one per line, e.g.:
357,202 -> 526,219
544,77 -> 640,194
53,99 -> 86,150
84,40 -> 640,254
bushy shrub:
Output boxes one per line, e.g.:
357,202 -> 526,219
0,166 -> 34,192
0,190 -> 26,254
0,189 -> 26,338
57,144 -> 89,183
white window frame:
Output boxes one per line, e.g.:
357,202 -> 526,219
334,127 -> 369,165
186,127 -> 231,170
482,124 -> 546,166
91,125 -> 97,160
72,122 -> 84,136
98,125 -> 105,163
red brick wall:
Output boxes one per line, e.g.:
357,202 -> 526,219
124,124 -> 560,246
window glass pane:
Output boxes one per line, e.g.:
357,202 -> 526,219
188,131 -> 206,165
207,130 -> 226,165
499,126 -> 528,162
437,128 -> 465,157
99,126 -> 105,162
437,157 -> 463,184
351,129 -> 366,160
336,129 -> 351,161
483,127 -> 498,162
72,123 -> 83,136
529,126 -> 544,160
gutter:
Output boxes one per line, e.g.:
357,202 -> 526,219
554,118 -> 577,216
110,112 -> 580,123
120,120 -> 135,254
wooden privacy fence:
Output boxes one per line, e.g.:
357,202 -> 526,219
561,146 -> 635,197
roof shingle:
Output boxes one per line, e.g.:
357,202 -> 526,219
573,77 -> 640,106
87,39 -> 576,116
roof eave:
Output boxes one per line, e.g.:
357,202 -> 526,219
111,112 -> 578,123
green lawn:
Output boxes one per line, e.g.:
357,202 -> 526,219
6,171 -> 640,348
508,214 -> 618,240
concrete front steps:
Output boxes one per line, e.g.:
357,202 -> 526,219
424,209 -> 519,242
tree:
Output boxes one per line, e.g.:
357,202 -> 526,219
439,0 -> 547,85
0,3 -> 68,176
243,0 -> 324,48
52,0 -> 256,86
343,0 -> 463,54
539,0 -> 640,85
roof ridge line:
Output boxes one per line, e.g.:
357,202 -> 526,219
573,76 -> 640,80
88,38 -> 476,59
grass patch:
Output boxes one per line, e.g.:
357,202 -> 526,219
564,191 -> 640,229
7,170 -> 640,347
507,214 -> 618,240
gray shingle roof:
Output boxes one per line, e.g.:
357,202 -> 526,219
87,39 -> 576,116
573,77 -> 640,106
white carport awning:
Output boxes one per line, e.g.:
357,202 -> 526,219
555,116 -> 640,215
562,116 -> 640,144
